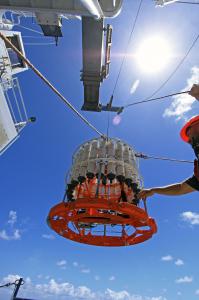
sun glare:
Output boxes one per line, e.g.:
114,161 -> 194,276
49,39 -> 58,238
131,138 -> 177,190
135,36 -> 171,73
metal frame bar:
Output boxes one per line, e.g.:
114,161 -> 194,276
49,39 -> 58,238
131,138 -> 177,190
1,77 -> 28,127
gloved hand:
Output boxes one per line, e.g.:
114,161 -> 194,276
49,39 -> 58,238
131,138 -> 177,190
138,189 -> 155,199
189,84 -> 199,100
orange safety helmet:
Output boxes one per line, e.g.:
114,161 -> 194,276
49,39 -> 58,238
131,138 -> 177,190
180,115 -> 199,143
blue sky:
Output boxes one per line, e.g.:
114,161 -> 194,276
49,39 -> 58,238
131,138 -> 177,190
0,1 -> 199,299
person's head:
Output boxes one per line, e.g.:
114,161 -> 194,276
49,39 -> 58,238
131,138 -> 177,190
180,115 -> 199,158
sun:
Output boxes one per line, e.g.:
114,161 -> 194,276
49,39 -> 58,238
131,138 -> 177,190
134,36 -> 172,73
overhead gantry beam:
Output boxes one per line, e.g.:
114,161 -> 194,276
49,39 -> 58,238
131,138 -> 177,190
81,17 -> 113,112
81,17 -> 104,111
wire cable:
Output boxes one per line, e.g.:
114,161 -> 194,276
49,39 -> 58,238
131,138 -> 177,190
0,32 -> 105,138
135,152 -> 193,163
22,36 -> 52,39
0,282 -> 15,288
1,33 -> 193,166
16,24 -> 43,35
24,42 -> 56,46
124,90 -> 189,108
127,31 -> 199,107
176,1 -> 199,4
106,112 -> 111,139
111,0 -> 144,97
106,0 -> 143,136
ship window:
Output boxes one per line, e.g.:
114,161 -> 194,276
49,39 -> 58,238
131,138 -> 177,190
5,35 -> 24,69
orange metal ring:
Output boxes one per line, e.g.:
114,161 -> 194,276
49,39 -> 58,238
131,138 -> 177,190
47,199 -> 157,247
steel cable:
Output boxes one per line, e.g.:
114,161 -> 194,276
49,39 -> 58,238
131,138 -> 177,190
0,32 -> 105,138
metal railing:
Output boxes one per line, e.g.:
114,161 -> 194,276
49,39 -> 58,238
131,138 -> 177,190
1,77 -> 28,132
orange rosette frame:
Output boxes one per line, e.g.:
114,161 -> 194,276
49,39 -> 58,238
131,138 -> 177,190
47,138 -> 157,246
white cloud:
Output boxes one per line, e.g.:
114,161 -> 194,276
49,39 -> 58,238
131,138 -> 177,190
13,229 -> 21,239
176,276 -> 193,284
36,279 -> 93,298
8,211 -> 17,226
181,211 -> 199,225
34,280 -> 73,296
11,277 -> 95,299
149,298 -> 167,300
94,275 -> 100,281
161,255 -> 173,261
75,286 -> 95,299
130,79 -> 140,94
1,274 -> 21,284
81,268 -> 90,274
175,259 -> 184,266
0,229 -> 21,240
105,288 -> 131,300
56,260 -> 67,268
0,275 -> 168,300
161,255 -> 184,266
109,276 -> 116,281
195,289 -> 199,295
72,262 -> 90,274
105,289 -> 167,300
163,66 -> 199,120
0,211 -> 22,241
42,234 -> 55,240
73,262 -> 79,267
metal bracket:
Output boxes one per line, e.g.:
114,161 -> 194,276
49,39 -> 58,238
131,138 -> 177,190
102,24 -> 112,79
11,278 -> 24,300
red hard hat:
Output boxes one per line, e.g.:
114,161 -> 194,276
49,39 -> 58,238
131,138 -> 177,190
180,115 -> 199,143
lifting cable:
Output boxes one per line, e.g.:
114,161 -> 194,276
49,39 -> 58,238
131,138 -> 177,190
111,0 -> 144,99
106,112 -> 111,139
0,32 -> 105,139
106,0 -> 143,137
136,152 -> 193,164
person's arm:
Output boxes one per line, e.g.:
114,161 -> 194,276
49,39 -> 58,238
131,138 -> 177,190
138,181 -> 195,199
